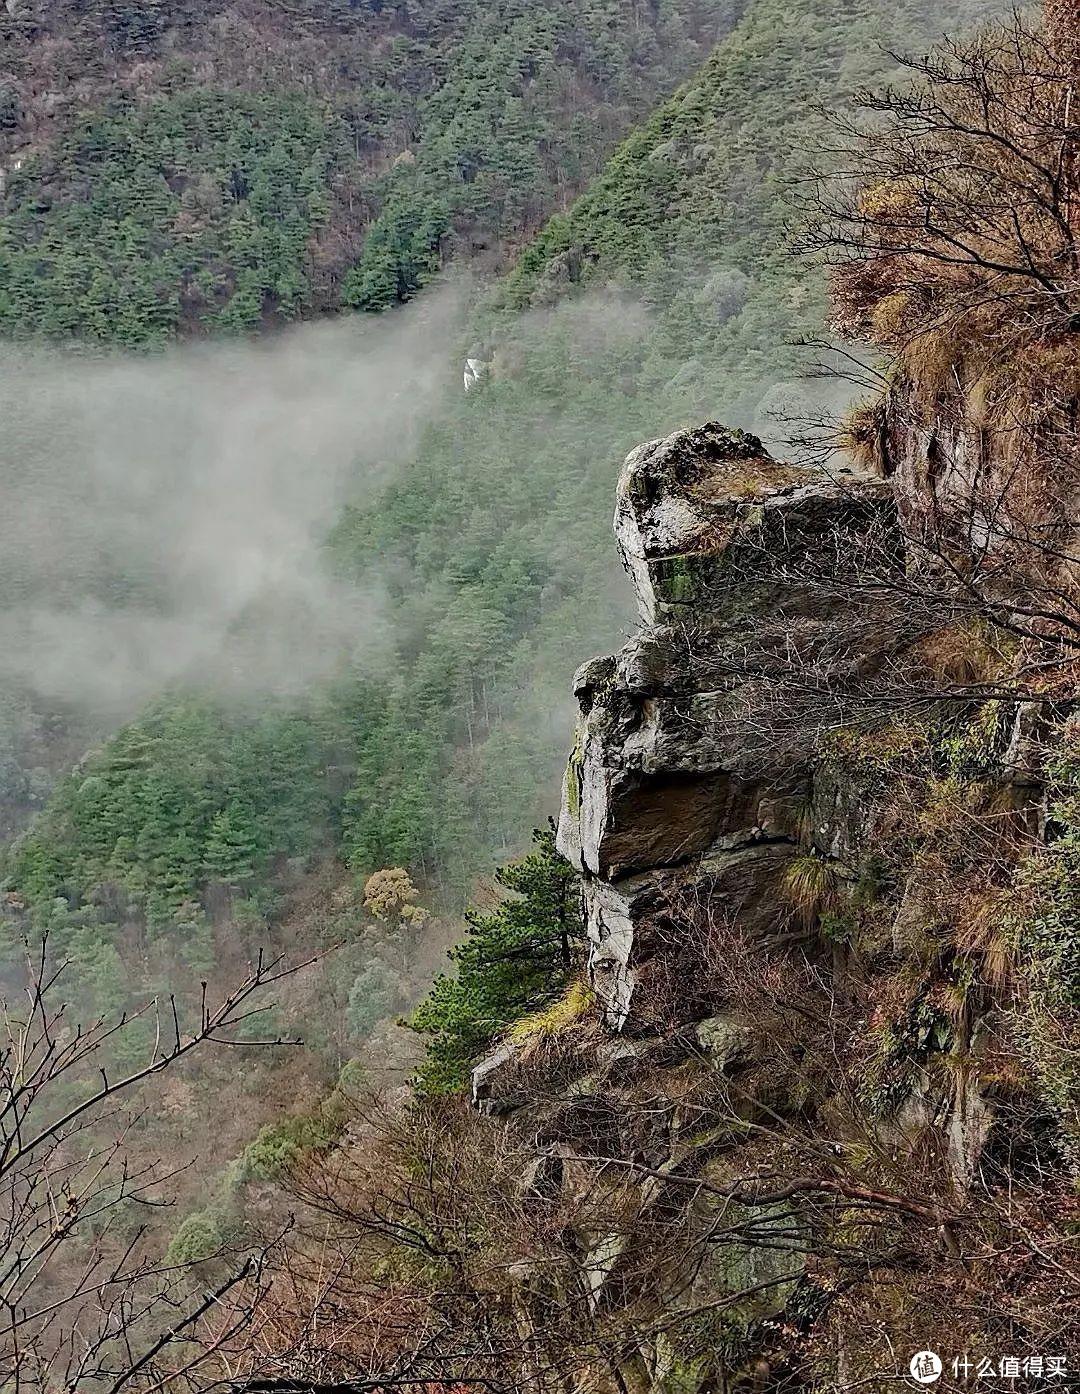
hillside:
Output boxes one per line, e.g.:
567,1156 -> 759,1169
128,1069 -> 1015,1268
496,0 -> 1007,420
2,0 -> 1012,1012
296,0 -> 1010,888
214,6 -> 1078,1387
0,0 -> 736,341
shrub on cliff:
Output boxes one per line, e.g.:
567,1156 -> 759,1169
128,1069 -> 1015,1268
1007,733 -> 1080,1160
164,1210 -> 223,1267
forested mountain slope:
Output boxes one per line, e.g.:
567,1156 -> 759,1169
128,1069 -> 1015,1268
0,0 -> 1012,1290
3,0 -> 1008,957
498,0 -> 1006,420
0,0 -> 736,341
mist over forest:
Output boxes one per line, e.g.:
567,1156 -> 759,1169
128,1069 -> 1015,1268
0,298 -> 460,711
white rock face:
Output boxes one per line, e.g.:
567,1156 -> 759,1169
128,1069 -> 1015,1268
582,877 -> 638,1031
471,1041 -> 519,1113
612,425 -> 775,623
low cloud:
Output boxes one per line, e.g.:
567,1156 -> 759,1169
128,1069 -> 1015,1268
0,289 -> 464,717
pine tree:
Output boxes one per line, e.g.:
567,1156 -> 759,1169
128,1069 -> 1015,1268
408,823 -> 579,1094
202,807 -> 258,888
347,961 -> 404,1041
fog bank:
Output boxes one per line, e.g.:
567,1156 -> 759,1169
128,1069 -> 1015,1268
0,290 -> 463,718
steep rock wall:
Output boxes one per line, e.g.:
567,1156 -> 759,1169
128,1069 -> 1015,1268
555,423 -> 895,1029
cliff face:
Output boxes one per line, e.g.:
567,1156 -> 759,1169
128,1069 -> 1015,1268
469,417 -> 1076,1390
858,365 -> 1080,605
555,424 -> 896,1032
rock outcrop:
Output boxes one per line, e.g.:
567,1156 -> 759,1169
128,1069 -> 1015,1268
556,423 -> 895,1028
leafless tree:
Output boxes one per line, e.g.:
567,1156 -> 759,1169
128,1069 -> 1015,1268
0,936 -> 309,1393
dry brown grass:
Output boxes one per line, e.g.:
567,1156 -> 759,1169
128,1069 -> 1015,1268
955,887 -> 1015,990
837,399 -> 886,474
781,855 -> 842,931
909,621 -> 1012,688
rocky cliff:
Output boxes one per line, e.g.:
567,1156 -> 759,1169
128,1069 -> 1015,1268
469,417 -> 1077,1390
555,424 -> 895,1033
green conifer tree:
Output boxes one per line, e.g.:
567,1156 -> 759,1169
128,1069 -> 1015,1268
202,807 -> 258,889
408,823 -> 578,1094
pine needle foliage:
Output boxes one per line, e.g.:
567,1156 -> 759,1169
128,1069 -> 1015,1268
409,823 -> 580,1095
